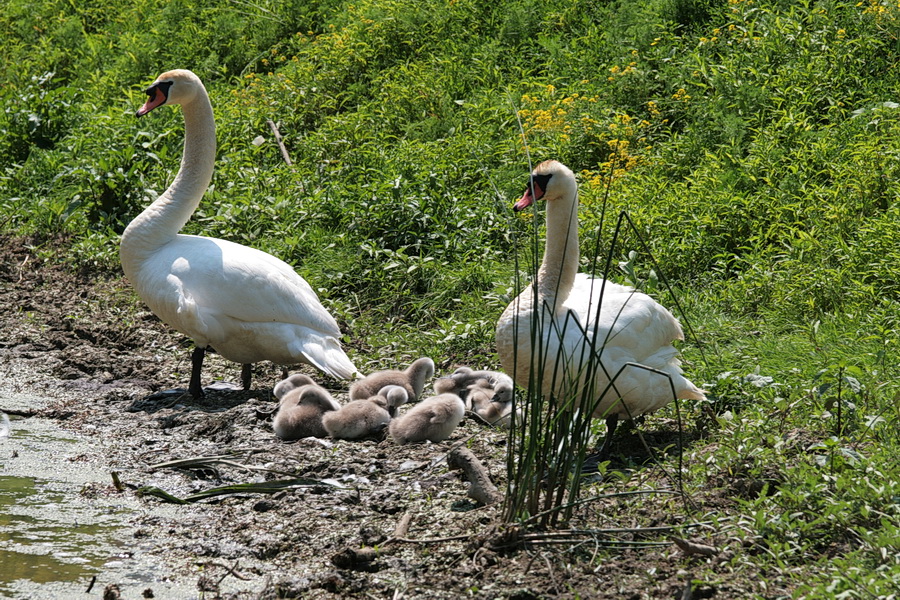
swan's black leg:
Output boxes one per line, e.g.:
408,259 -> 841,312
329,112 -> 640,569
582,415 -> 619,473
241,364 -> 252,390
189,346 -> 206,399
599,414 -> 619,460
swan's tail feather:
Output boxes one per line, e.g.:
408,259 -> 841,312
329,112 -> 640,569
677,382 -> 707,401
301,343 -> 359,380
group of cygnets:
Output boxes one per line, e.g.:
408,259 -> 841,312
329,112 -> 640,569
271,358 -> 515,445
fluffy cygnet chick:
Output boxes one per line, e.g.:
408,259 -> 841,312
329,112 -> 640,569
272,384 -> 340,440
433,367 -> 513,398
466,378 -> 515,427
379,384 -> 410,414
273,373 -> 316,400
349,357 -> 435,402
322,396 -> 392,440
389,393 -> 465,444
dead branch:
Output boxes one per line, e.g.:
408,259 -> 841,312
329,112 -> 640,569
386,534 -> 472,545
447,447 -> 503,505
194,560 -> 253,581
110,471 -> 125,492
0,407 -> 37,417
331,512 -> 472,570
681,578 -> 694,600
17,254 -> 29,283
267,120 -> 293,167
670,536 -> 718,557
148,454 -> 296,477
392,511 -> 412,538
331,547 -> 380,570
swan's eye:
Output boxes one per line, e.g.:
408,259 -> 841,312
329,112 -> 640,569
156,81 -> 174,97
533,173 -> 552,190
144,80 -> 174,98
525,173 -> 552,201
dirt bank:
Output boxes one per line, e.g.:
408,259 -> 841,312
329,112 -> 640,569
0,234 -> 759,599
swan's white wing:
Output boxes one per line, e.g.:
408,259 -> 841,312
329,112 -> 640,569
131,235 -> 356,376
563,274 -> 684,357
168,236 -> 342,335
501,275 -> 700,417
563,276 -> 702,414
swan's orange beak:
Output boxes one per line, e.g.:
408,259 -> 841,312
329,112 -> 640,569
514,183 -> 542,211
135,85 -> 167,117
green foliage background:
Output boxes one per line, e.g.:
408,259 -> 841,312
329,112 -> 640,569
2,0 -> 900,594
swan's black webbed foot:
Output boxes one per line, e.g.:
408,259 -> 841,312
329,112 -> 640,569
241,364 -> 252,390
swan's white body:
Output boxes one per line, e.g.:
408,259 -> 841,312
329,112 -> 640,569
120,70 -> 357,396
495,161 -> 704,454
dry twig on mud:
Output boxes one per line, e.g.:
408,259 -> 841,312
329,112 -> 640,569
148,452 -> 297,477
447,446 -> 503,505
671,536 -> 719,557
195,560 -> 253,582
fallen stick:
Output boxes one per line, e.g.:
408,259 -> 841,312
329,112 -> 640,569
392,511 -> 412,538
331,513 -> 470,570
447,447 -> 503,505
195,560 -> 254,581
670,536 -> 718,557
267,120 -> 293,167
0,408 -> 37,417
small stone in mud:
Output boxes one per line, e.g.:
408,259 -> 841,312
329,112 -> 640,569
253,498 -> 276,512
102,584 -> 121,600
319,572 -> 347,592
331,547 -> 381,571
359,524 -> 387,546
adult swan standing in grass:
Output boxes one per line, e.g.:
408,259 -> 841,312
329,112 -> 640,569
495,160 -> 705,459
120,69 -> 358,398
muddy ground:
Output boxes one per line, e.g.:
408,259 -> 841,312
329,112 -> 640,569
0,234 -> 774,599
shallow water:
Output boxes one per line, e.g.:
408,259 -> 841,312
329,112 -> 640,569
0,395 -> 199,599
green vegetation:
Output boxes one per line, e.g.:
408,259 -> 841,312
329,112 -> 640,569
3,0 -> 900,595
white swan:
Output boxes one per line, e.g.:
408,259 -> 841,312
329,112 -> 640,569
495,160 -> 705,459
120,70 -> 358,398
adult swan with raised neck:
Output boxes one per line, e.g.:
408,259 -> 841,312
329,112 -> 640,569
495,160 -> 705,460
120,69 -> 358,398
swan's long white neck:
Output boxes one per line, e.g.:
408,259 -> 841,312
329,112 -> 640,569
120,89 -> 215,265
537,183 -> 580,310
